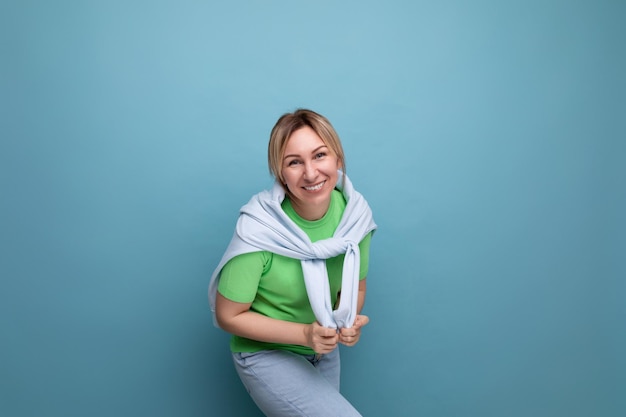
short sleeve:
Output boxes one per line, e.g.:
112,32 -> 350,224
217,251 -> 269,303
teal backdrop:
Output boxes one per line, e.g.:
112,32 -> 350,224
1,1 -> 624,416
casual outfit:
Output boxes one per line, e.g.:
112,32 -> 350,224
209,172 -> 376,417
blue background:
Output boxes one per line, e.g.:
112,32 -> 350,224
2,1 -> 624,416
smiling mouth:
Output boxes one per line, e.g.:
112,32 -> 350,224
303,181 -> 326,191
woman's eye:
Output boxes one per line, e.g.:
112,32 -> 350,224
315,152 -> 326,159
288,160 -> 301,166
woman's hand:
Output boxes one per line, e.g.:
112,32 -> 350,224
338,315 -> 369,347
305,322 -> 339,354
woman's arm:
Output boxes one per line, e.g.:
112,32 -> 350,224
356,278 -> 367,314
215,292 -> 339,354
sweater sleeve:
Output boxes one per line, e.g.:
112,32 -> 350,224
358,231 -> 373,279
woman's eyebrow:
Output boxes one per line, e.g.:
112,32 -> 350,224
283,145 -> 328,160
311,145 -> 328,154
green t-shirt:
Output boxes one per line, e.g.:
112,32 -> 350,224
218,189 -> 372,354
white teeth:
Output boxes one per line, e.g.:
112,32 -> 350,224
304,181 -> 325,191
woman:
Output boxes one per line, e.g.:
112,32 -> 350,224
208,109 -> 376,417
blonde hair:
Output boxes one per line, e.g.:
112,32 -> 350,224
268,109 -> 346,190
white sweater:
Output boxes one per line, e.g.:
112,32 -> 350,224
208,172 -> 377,329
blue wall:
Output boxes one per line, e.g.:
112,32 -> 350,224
2,1 -> 624,416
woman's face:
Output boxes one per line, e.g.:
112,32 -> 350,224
282,126 -> 341,220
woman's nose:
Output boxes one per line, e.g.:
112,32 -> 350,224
303,162 -> 316,180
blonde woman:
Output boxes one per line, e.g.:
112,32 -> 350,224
209,109 -> 376,417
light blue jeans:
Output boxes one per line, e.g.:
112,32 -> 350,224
232,348 -> 362,417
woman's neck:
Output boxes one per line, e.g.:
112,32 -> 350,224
288,197 -> 331,221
